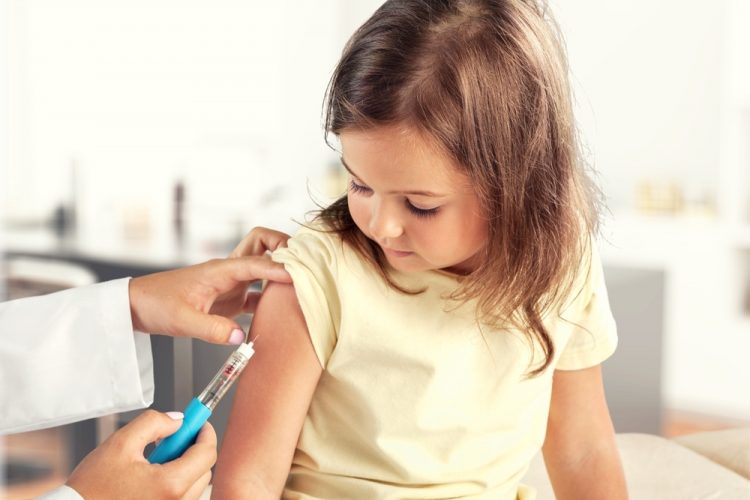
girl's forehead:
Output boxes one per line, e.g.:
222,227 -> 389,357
339,125 -> 464,187
340,124 -> 434,153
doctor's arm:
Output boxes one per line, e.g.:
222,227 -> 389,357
1,228 -> 292,499
130,226 -> 292,343
211,281 -> 323,500
541,365 -> 628,499
0,227 -> 291,435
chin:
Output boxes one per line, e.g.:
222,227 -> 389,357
386,256 -> 436,274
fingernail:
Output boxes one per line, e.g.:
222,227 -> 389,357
166,411 -> 184,420
228,329 -> 245,345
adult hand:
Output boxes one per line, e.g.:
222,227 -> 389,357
129,227 -> 291,344
66,410 -> 216,500
216,226 -> 292,317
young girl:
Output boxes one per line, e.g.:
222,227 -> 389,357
212,1 -> 627,498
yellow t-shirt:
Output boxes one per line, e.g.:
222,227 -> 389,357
272,225 -> 617,500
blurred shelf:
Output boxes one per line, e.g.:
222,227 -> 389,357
600,211 -> 721,269
2,427 -> 68,500
0,224 -> 232,278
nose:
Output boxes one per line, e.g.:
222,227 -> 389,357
369,199 -> 404,241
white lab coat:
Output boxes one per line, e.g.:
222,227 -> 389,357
0,278 -> 155,499
0,278 -> 154,433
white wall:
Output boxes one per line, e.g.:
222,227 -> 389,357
554,0 -> 726,210
7,0 -> 346,240
1,0 -> 8,300
1,0 -> 8,483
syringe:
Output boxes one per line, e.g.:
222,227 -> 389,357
148,341 -> 255,464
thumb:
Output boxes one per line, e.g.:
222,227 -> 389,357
117,410 -> 184,454
162,423 -> 217,488
173,307 -> 244,344
223,256 -> 292,284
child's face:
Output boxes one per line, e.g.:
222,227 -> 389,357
341,125 -> 487,275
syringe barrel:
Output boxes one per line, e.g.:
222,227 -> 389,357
198,343 -> 254,411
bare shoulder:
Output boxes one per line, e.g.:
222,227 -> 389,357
250,280 -> 321,369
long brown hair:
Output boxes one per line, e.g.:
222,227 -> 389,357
317,0 -> 602,375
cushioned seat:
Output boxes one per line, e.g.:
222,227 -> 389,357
522,431 -> 750,499
673,428 -> 750,481
201,430 -> 750,499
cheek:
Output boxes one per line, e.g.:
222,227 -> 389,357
435,212 -> 487,259
464,213 -> 488,245
408,218 -> 462,260
457,197 -> 488,245
347,196 -> 369,232
461,216 -> 488,253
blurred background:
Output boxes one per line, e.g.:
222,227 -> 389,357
1,0 -> 748,498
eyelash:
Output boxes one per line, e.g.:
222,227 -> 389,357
348,180 -> 440,219
348,180 -> 371,195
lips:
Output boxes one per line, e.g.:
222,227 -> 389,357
382,247 -> 413,257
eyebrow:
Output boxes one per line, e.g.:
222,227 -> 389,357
340,157 -> 448,198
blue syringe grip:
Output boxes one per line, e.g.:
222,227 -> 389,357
148,398 -> 212,464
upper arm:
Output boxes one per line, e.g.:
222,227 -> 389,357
541,366 -> 627,499
211,281 -> 323,500
542,365 -> 616,461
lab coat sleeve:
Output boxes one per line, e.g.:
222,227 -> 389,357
35,485 -> 84,500
0,278 -> 154,434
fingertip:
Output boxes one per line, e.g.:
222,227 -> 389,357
137,408 -> 175,427
270,264 -> 292,282
244,258 -> 292,283
228,329 -> 246,345
269,238 -> 289,251
201,315 -> 242,345
195,422 -> 217,446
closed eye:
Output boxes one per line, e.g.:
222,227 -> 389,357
349,179 -> 372,195
405,200 -> 440,218
350,179 -> 440,218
